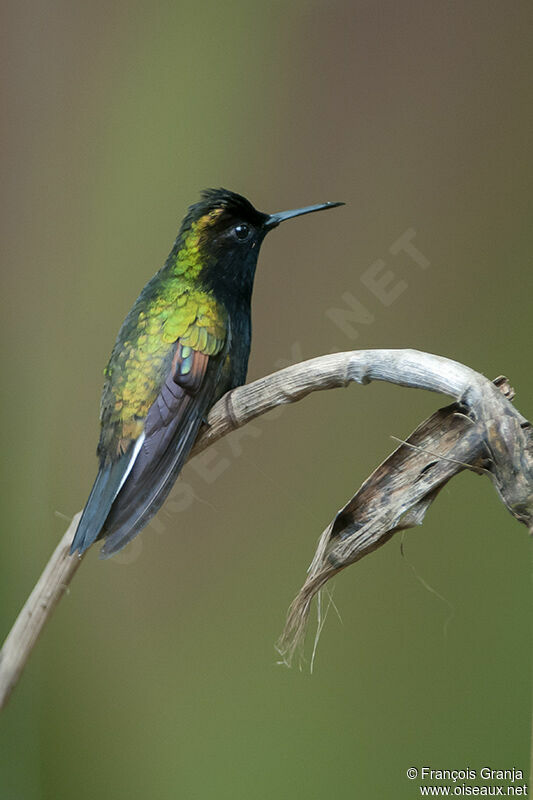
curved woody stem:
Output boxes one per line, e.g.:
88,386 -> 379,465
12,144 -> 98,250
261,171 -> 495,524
0,349 -> 531,713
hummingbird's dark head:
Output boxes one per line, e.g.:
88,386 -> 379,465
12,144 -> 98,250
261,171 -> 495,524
168,188 -> 344,307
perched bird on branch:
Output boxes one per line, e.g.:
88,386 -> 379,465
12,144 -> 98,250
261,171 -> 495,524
70,188 -> 343,557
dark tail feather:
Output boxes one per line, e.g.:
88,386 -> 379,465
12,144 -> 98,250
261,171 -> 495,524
70,447 -> 135,555
98,412 -> 203,558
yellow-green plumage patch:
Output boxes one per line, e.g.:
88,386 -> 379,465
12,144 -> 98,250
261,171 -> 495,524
172,209 -> 222,280
99,276 -> 227,457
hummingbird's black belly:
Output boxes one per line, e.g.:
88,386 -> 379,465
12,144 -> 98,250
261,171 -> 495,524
214,307 -> 252,403
229,306 -> 252,387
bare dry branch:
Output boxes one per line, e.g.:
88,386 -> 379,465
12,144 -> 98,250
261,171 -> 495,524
1,350 -> 531,708
276,375 -> 532,664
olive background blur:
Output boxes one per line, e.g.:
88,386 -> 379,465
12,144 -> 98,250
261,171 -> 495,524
2,2 -> 532,798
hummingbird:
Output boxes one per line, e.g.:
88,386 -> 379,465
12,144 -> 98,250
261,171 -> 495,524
70,189 -> 344,558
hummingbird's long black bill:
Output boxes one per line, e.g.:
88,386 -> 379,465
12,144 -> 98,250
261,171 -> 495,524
265,200 -> 344,229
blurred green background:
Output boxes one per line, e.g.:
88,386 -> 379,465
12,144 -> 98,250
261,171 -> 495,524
2,1 -> 532,798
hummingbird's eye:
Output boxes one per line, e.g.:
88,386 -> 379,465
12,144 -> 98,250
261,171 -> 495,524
234,223 -> 250,241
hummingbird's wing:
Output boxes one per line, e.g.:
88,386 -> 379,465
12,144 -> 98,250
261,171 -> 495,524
70,290 -> 228,557
98,339 -> 228,557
